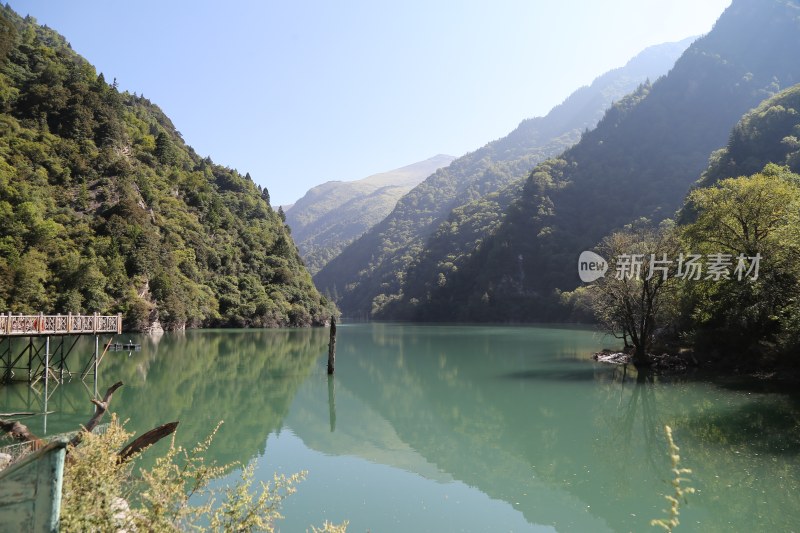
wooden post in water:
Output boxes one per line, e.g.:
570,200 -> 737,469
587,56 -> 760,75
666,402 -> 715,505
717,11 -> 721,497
327,316 -> 336,375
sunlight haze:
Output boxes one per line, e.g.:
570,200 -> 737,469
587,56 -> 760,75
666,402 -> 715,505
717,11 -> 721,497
12,0 -> 731,204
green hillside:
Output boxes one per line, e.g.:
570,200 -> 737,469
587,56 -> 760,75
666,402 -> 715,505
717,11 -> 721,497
395,0 -> 800,323
314,37 -> 695,317
286,154 -> 454,275
696,84 -> 800,188
0,7 -> 335,330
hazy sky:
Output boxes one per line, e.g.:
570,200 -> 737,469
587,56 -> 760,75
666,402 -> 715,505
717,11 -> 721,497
13,0 -> 731,205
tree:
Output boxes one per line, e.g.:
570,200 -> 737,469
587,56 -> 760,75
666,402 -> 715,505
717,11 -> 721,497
685,165 -> 799,256
0,13 -> 16,63
681,165 -> 800,355
588,221 -> 683,367
155,131 -> 177,165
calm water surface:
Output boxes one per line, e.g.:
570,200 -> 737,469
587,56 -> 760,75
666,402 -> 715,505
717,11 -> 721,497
2,324 -> 799,532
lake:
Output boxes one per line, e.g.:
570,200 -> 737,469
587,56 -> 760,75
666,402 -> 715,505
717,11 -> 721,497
2,324 -> 799,532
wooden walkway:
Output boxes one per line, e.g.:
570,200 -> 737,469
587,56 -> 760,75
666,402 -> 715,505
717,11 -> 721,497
1,313 -> 123,384
0,313 -> 121,337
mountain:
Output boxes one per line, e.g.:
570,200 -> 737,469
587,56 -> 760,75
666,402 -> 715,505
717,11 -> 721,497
0,7 -> 335,330
286,154 -> 455,275
314,37 -> 696,316
695,84 -> 800,188
401,0 -> 800,323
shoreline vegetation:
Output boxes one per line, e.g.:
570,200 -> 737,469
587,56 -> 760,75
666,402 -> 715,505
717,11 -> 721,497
573,162 -> 800,373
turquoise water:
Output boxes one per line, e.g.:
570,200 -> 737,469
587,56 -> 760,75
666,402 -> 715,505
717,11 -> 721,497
2,324 -> 799,532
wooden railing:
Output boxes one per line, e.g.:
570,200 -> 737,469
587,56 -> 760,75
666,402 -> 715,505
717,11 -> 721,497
0,313 -> 122,336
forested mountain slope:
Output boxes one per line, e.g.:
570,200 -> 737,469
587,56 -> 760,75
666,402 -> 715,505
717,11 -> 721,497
314,37 -> 695,316
286,154 -> 454,275
404,0 -> 800,323
695,84 -> 800,188
0,7 -> 334,330
672,84 -> 800,357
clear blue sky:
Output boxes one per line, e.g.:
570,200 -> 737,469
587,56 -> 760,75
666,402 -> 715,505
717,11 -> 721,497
12,0 -> 730,205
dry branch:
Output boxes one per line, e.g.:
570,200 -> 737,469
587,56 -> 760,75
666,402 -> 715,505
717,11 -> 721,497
118,421 -> 179,462
70,381 -> 123,447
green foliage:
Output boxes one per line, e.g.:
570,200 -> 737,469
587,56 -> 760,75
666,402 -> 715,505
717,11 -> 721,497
207,464 -> 304,532
696,84 -> 800,187
134,421 -> 294,531
0,13 -> 16,64
61,417 -> 136,532
0,6 -> 335,329
60,416 -> 346,532
698,85 -> 800,187
680,166 -> 800,357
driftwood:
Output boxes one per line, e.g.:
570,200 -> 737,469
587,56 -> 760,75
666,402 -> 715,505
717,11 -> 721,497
118,421 -> 179,462
70,380 -> 124,447
70,381 -> 178,457
0,418 -> 44,449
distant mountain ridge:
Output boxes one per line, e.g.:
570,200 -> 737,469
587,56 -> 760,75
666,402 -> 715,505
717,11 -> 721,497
314,36 -> 697,316
396,0 -> 800,323
286,154 -> 455,274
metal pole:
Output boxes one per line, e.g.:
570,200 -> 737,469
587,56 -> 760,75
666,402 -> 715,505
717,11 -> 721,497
43,375 -> 48,436
57,336 -> 64,381
94,335 -> 99,397
45,336 -> 50,381
44,336 -> 49,434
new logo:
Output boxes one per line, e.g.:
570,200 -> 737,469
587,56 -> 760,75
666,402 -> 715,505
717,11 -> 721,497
578,251 -> 608,283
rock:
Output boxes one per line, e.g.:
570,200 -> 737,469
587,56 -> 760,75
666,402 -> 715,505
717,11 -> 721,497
651,352 -> 689,371
592,351 -> 631,364
147,319 -> 164,336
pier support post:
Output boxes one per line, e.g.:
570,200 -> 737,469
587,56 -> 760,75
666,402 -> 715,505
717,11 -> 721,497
327,316 -> 336,375
93,335 -> 99,397
44,336 -> 49,391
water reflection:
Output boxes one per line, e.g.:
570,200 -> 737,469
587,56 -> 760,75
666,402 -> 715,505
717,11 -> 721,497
283,325 -> 800,532
108,328 -> 329,466
327,375 -> 336,432
2,324 -> 799,532
2,328 -> 327,468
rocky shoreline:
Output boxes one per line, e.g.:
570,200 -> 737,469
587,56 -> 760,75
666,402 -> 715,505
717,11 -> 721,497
591,349 -> 693,372
591,348 -> 800,387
